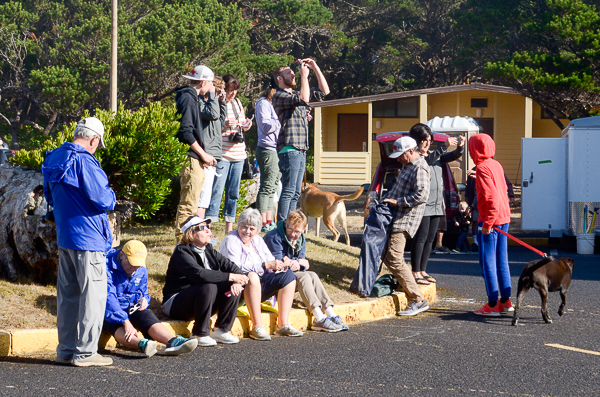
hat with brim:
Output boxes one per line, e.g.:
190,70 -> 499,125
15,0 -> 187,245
182,65 -> 214,81
389,136 -> 417,159
77,117 -> 106,148
121,240 -> 147,268
181,215 -> 212,234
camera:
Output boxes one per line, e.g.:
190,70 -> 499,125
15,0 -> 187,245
290,59 -> 304,73
229,132 -> 244,143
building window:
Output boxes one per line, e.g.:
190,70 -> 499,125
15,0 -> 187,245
373,97 -> 419,118
471,98 -> 488,108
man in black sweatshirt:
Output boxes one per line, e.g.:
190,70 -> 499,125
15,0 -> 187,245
175,65 -> 217,243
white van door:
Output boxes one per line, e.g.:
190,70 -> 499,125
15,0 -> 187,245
521,138 -> 567,232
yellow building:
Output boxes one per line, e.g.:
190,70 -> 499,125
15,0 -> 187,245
311,83 -> 569,186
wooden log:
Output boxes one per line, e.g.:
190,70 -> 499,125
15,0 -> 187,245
0,167 -> 58,282
0,167 -> 121,283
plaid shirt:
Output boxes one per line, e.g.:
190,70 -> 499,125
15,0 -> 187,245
272,88 -> 310,151
385,155 -> 431,236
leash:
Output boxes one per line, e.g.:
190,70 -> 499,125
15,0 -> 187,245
491,226 -> 547,258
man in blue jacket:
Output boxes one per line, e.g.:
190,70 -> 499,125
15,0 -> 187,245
104,240 -> 197,357
42,117 -> 116,367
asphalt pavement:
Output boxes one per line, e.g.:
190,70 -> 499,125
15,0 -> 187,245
1,246 -> 598,396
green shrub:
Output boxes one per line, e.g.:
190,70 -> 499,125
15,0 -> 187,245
11,102 -> 188,220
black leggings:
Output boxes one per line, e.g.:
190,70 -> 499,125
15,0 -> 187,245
411,215 -> 441,273
169,282 -> 241,337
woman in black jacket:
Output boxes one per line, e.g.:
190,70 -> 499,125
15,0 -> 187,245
409,123 -> 464,284
162,216 -> 249,347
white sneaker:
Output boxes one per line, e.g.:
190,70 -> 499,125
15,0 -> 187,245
194,335 -> 217,347
312,317 -> 343,333
210,328 -> 239,344
72,353 -> 113,367
249,326 -> 271,341
276,324 -> 304,337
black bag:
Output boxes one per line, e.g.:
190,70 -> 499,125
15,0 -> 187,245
241,156 -> 253,180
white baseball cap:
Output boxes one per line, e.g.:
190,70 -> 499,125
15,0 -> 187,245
180,215 -> 212,234
389,136 -> 417,159
182,65 -> 214,81
76,117 -> 106,148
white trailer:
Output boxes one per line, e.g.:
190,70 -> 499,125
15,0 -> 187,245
521,116 -> 600,237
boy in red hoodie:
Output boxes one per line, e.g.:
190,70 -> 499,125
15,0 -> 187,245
468,134 -> 513,316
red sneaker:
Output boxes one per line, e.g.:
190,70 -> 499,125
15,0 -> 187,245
498,299 -> 515,314
474,302 -> 501,316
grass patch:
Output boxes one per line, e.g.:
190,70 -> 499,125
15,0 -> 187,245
1,222 -> 370,330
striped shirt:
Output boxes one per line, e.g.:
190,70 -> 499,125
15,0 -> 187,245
385,155 -> 431,236
272,88 -> 310,152
221,98 -> 247,162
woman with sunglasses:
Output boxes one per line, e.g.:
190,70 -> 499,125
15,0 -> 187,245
162,216 -> 249,347
218,208 -> 302,340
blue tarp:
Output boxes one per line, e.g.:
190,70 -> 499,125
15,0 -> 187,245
350,202 -> 395,297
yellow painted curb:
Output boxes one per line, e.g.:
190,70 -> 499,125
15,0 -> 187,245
2,284 -> 435,356
0,330 -> 11,356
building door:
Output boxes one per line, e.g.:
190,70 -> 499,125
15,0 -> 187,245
475,118 -> 494,139
338,114 -> 368,152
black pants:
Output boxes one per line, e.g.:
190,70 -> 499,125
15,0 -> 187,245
411,215 -> 441,273
103,309 -> 161,339
169,282 -> 241,337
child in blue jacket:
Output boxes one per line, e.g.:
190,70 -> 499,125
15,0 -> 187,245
103,240 -> 197,357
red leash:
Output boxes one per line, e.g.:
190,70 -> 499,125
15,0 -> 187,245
491,226 -> 547,258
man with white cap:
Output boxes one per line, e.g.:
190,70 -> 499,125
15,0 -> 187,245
381,135 -> 431,316
42,116 -> 116,366
103,240 -> 198,357
175,65 -> 218,243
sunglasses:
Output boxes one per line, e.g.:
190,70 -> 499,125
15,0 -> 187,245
192,225 -> 210,232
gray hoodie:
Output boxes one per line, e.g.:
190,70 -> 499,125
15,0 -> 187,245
199,92 -> 227,160
422,144 -> 464,217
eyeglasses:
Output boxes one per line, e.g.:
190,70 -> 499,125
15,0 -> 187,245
192,225 -> 210,233
286,227 -> 304,235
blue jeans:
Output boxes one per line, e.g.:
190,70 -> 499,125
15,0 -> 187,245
477,222 -> 511,302
456,231 -> 471,252
277,150 -> 306,222
207,159 -> 244,223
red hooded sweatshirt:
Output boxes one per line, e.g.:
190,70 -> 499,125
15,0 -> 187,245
468,134 -> 510,229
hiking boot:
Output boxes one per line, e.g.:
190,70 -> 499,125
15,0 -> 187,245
276,324 -> 304,337
498,299 -> 515,314
163,335 -> 198,355
330,315 -> 349,331
193,335 -> 218,347
312,317 -> 343,333
474,302 -> 501,317
72,353 -> 113,367
249,326 -> 271,341
397,299 -> 430,316
138,338 -> 158,357
210,328 -> 240,344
